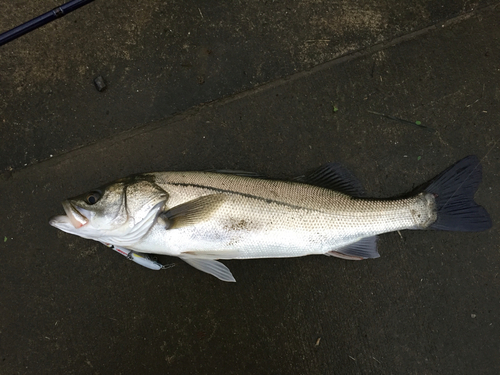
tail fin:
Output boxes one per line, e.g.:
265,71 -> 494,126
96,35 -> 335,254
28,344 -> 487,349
423,155 -> 491,231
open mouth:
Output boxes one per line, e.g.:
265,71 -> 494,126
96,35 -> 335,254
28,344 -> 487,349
61,200 -> 90,228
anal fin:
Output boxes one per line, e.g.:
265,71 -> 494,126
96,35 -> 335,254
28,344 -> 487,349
326,236 -> 379,260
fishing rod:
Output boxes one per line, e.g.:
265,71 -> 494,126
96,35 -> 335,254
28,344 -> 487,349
0,0 -> 95,47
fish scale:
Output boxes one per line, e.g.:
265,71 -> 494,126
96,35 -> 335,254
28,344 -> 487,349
133,172 -> 432,259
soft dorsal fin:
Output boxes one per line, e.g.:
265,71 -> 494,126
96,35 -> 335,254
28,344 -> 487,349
160,194 -> 225,228
294,163 -> 365,197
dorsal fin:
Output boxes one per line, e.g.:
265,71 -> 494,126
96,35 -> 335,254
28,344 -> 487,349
209,164 -> 365,197
294,163 -> 365,197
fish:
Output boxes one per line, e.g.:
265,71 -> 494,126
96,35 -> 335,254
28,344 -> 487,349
49,156 -> 492,282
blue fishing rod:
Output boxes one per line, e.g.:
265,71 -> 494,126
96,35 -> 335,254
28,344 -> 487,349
0,0 -> 95,47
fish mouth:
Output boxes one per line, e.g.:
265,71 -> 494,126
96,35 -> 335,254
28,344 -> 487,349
61,200 -> 90,229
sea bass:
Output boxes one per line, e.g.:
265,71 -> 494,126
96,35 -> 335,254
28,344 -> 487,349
49,156 -> 491,282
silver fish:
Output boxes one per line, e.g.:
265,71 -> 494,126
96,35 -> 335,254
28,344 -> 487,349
50,156 -> 491,282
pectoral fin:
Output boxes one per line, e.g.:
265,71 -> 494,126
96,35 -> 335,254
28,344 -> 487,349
160,194 -> 225,228
179,255 -> 236,282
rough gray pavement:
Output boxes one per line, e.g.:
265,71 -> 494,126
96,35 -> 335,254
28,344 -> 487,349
1,2 -> 500,374
0,0 -> 496,171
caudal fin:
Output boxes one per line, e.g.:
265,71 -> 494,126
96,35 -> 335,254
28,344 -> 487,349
423,155 -> 491,231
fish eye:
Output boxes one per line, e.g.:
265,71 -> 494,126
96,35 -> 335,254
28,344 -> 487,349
85,191 -> 102,205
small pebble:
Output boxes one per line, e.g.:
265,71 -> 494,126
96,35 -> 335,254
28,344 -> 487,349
94,76 -> 107,92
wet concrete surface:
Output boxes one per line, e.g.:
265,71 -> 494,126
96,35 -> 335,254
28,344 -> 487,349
1,2 -> 500,374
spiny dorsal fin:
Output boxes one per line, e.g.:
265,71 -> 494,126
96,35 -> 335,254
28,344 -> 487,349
295,163 -> 365,197
161,194 -> 225,228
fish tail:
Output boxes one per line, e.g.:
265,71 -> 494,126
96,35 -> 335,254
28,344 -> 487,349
423,155 -> 491,231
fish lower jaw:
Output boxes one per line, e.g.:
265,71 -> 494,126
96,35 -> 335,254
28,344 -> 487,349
61,201 -> 89,229
49,215 -> 73,229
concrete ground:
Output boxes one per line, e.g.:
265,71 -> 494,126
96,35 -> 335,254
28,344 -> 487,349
1,1 -> 499,374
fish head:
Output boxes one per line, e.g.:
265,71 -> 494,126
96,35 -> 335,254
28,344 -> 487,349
50,175 -> 168,245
